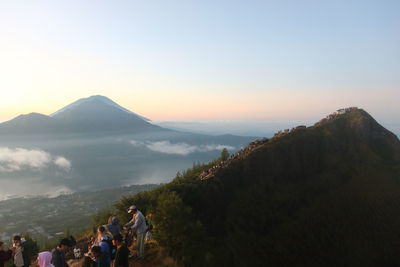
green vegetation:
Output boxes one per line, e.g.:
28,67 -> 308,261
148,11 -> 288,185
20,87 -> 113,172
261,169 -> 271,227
100,109 -> 400,266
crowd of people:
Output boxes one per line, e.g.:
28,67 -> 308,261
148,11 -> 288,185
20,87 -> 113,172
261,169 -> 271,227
82,205 -> 151,267
0,236 -> 35,267
316,107 -> 359,126
199,123 -> 314,181
199,138 -> 269,180
200,108 -> 361,181
271,125 -> 307,139
0,205 -> 151,267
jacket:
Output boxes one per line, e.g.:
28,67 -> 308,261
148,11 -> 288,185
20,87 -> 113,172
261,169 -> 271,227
13,246 -> 24,267
0,250 -> 12,267
105,217 -> 121,238
124,210 -> 147,234
51,249 -> 68,267
113,245 -> 129,267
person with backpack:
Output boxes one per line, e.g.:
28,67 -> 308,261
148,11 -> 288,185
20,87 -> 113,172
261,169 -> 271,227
95,226 -> 114,264
111,235 -> 129,267
11,236 -> 24,267
0,241 -> 12,267
123,205 -> 147,259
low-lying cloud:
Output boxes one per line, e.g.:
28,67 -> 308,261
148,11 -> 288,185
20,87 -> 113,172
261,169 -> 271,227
0,147 -> 71,172
0,177 -> 73,200
130,140 -> 235,156
54,156 -> 72,171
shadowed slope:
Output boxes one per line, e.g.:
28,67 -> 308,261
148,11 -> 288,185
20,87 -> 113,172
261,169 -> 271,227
113,108 -> 400,267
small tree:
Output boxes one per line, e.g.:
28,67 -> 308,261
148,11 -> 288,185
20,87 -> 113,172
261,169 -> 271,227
153,191 -> 207,266
220,148 -> 230,161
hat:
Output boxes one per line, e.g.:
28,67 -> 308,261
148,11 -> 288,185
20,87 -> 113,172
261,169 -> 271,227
127,205 -> 137,213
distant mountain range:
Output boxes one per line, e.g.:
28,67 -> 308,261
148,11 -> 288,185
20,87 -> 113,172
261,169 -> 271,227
0,96 -> 255,198
111,108 -> 400,266
0,95 -> 162,134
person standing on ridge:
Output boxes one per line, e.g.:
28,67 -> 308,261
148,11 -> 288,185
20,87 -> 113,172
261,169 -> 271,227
12,236 -> 24,267
95,226 -> 112,265
123,205 -> 147,259
111,234 -> 129,267
90,246 -> 110,267
21,235 -> 35,267
51,238 -> 71,267
105,216 -> 121,238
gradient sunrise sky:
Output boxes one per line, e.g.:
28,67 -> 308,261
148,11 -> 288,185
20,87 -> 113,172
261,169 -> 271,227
0,0 -> 399,124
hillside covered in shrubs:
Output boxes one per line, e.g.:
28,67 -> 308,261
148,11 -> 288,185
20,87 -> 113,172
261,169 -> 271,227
100,109 -> 400,267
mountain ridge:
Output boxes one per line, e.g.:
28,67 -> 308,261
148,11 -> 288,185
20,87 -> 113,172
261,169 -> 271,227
107,108 -> 400,267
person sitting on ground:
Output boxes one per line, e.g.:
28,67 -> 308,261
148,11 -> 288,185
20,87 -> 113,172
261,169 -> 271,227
90,246 -> 110,267
123,205 -> 147,259
0,241 -> 12,267
51,238 -> 71,267
111,235 -> 129,267
38,251 -> 54,267
105,216 -> 121,238
12,236 -> 24,267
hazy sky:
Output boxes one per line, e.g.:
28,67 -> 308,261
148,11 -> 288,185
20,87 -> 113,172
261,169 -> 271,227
0,0 -> 399,124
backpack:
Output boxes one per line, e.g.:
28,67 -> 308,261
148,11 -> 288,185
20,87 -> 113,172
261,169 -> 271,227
101,238 -> 116,260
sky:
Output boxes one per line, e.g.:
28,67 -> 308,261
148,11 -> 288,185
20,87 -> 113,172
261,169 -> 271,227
0,0 -> 399,126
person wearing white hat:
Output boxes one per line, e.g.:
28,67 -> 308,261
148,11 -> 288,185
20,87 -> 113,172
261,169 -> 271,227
123,205 -> 147,259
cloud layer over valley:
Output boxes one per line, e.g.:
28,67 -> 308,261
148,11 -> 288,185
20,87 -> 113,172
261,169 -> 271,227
130,140 -> 235,156
0,147 -> 71,172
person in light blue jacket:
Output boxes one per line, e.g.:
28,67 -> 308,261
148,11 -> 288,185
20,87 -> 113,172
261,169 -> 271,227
123,205 -> 147,259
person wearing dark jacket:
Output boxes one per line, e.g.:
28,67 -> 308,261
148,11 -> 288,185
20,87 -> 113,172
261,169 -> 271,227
0,241 -> 12,267
91,246 -> 110,267
21,236 -> 35,267
51,238 -> 71,267
111,235 -> 129,267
